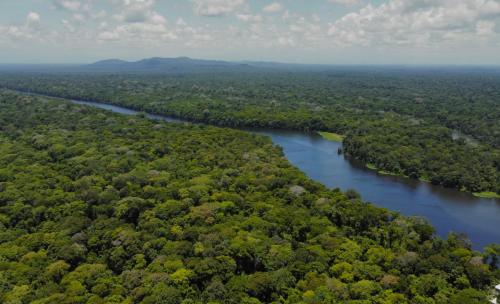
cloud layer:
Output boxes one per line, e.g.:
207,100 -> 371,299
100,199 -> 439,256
328,0 -> 500,47
1,0 -> 499,63
192,0 -> 246,17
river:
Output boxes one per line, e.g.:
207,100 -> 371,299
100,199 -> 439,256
66,99 -> 499,250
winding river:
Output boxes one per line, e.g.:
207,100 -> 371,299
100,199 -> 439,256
64,99 -> 499,250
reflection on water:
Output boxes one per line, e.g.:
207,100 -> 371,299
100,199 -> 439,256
70,99 -> 499,250
257,130 -> 500,250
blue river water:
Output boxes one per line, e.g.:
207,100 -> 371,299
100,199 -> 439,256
69,99 -> 500,250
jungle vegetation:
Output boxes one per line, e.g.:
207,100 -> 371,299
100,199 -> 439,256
0,68 -> 498,195
0,90 -> 498,303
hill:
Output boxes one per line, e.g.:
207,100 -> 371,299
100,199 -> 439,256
84,57 -> 254,73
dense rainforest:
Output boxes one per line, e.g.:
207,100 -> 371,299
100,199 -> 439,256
0,68 -> 498,196
0,89 -> 498,303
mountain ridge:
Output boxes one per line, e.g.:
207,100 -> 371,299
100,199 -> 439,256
86,56 -> 257,73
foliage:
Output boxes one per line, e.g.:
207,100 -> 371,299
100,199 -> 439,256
0,90 -> 498,303
0,68 -> 498,194
318,132 -> 344,142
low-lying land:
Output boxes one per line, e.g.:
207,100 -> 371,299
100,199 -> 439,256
0,90 -> 498,303
473,192 -> 500,199
0,68 -> 498,196
318,131 -> 345,142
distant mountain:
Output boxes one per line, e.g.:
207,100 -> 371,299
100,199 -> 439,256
4,58 -> 499,74
0,57 -> 343,74
84,57 -> 254,73
91,59 -> 129,66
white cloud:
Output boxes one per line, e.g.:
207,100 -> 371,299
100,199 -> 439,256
176,18 -> 187,26
236,14 -> 263,22
98,22 -> 176,42
277,36 -> 295,46
150,12 -> 167,25
328,0 -> 500,47
62,19 -> 76,32
98,30 -> 120,41
27,12 -> 41,26
73,13 -> 86,22
327,0 -> 360,5
192,0 -> 246,17
3,0 -> 500,64
476,20 -> 495,36
0,12 -> 42,43
52,0 -> 94,23
53,0 -> 82,11
53,0 -> 93,12
91,10 -> 107,19
113,0 -> 157,23
97,0 -> 173,42
263,2 -> 283,13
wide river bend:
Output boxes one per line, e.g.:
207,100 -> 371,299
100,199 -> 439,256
60,99 -> 500,250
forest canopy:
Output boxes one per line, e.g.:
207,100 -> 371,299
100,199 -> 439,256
0,68 -> 498,196
0,90 -> 498,303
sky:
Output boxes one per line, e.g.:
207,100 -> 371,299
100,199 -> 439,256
1,0 -> 500,65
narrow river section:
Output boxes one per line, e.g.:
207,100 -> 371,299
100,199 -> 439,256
70,99 -> 500,250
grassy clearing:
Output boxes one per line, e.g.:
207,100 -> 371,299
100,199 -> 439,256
318,131 -> 344,142
473,192 -> 500,199
378,170 -> 398,176
419,176 -> 431,183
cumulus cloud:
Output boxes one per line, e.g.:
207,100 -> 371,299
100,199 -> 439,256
176,18 -> 187,26
3,0 -> 500,63
236,14 -> 263,22
97,0 -> 175,43
61,19 -> 76,33
97,31 -> 120,41
328,0 -> 500,47
91,10 -> 107,19
277,36 -> 295,46
27,12 -> 41,26
476,20 -> 495,35
53,0 -> 95,23
0,12 -> 43,42
53,0 -> 82,11
263,2 -> 283,13
113,0 -> 157,23
97,22 -> 177,43
53,0 -> 92,12
192,0 -> 246,17
327,0 -> 360,5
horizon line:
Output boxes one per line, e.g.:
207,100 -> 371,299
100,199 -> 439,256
1,57 -> 500,68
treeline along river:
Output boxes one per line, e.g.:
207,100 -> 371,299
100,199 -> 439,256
26,95 -> 500,250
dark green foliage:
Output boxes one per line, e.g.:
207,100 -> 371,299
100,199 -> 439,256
0,91 -> 498,303
0,68 -> 498,195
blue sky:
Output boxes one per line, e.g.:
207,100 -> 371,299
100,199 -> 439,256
1,0 -> 500,64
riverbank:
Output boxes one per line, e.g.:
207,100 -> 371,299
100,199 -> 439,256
318,131 -> 344,142
473,192 -> 500,199
362,162 -> 500,200
319,131 -> 499,198
10,88 -> 500,202
9,89 -> 500,249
